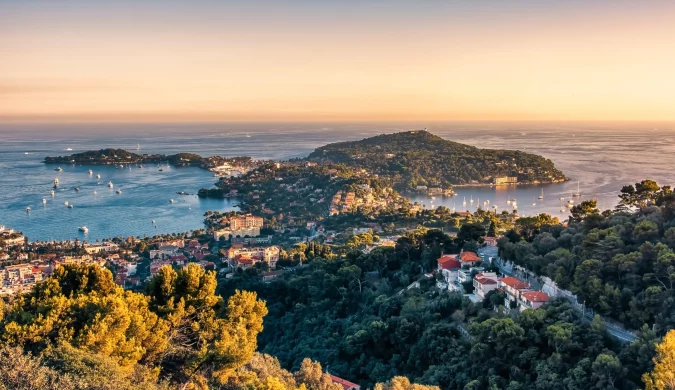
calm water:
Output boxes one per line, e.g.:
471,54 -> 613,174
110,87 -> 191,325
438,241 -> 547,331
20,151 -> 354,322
1,122 -> 674,241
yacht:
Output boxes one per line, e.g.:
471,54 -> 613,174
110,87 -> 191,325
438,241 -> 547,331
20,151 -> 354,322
116,189 -> 122,194
470,196 -> 474,204
53,178 -> 60,187
136,143 -> 141,151
572,182 -> 581,197
246,133 -> 251,138
78,226 -> 89,233
74,186 -> 80,192
55,167 -> 63,171
93,191 -> 97,195
462,197 -> 467,206
68,204 -> 74,208
152,220 -> 156,224
64,201 -> 69,206
96,174 -> 101,179
169,199 -> 175,203
50,190 -> 55,197
108,181 -> 114,188
430,196 -> 436,200
538,189 -> 544,200
568,197 -> 574,204
88,169 -> 93,175
25,206 -> 31,213
65,148 -> 73,151
42,198 -> 47,205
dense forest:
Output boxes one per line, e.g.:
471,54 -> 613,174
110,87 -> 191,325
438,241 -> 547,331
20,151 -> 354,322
307,131 -> 567,189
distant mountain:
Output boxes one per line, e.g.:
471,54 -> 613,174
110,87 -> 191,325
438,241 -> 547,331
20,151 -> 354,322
307,130 -> 567,190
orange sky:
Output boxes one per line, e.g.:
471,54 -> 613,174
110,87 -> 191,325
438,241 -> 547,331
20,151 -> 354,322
2,1 -> 675,123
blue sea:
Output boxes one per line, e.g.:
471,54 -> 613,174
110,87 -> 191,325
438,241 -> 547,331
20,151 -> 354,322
1,122 -> 674,241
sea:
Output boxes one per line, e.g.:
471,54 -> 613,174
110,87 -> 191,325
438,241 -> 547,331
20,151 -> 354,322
1,121 -> 674,242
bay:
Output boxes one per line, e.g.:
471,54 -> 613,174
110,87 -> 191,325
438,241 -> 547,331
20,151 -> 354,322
1,121 -> 673,241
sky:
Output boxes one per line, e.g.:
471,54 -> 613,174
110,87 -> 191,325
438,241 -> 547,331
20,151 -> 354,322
2,0 -> 675,123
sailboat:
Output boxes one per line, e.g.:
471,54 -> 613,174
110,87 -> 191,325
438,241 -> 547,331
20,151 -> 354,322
136,143 -> 141,151
538,188 -> 544,200
462,197 -> 467,206
573,182 -> 581,197
470,195 -> 474,204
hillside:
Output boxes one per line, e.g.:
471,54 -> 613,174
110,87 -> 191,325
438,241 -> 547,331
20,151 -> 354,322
307,130 -> 567,190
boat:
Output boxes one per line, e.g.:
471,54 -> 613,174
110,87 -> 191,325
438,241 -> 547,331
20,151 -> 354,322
50,190 -> 55,197
116,189 -> 122,194
246,133 -> 251,138
64,201 -> 69,206
65,148 -> 73,151
74,186 -> 79,191
53,178 -> 60,187
78,226 -> 88,233
572,182 -> 581,197
96,174 -> 101,179
538,189 -> 544,200
93,191 -> 97,195
25,206 -> 31,213
136,143 -> 141,151
159,168 -> 163,172
169,199 -> 175,203
430,196 -> 436,200
88,169 -> 93,175
568,197 -> 574,204
55,167 -> 63,172
68,204 -> 74,208
152,220 -> 155,224
462,197 -> 467,206
119,164 -> 124,168
470,196 -> 474,204
42,198 -> 47,205
108,181 -> 114,188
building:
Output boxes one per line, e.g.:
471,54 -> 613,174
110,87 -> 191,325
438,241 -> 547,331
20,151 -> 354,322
213,226 -> 261,240
493,176 -> 518,185
329,375 -> 360,390
262,270 -> 284,282
519,291 -> 550,311
83,242 -> 119,254
228,246 -> 280,268
459,251 -> 482,266
437,254 -> 461,290
473,272 -> 499,299
230,214 -> 264,230
499,276 -> 531,303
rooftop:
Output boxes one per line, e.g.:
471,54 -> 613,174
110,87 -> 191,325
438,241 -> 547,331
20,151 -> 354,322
521,291 -> 550,303
500,276 -> 530,290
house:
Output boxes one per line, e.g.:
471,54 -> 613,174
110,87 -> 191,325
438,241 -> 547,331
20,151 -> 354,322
230,214 -> 264,230
437,254 -> 461,290
329,374 -> 360,390
473,272 -> 499,299
459,251 -> 482,266
483,237 -> 499,247
498,276 -> 531,302
262,270 -> 284,282
519,291 -> 550,311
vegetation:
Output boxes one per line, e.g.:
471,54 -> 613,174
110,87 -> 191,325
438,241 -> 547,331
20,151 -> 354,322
44,148 -> 256,169
307,130 -> 567,190
498,180 -> 675,331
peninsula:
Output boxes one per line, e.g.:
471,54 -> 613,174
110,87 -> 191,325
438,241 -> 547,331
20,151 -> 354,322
44,148 -> 259,172
307,130 -> 568,190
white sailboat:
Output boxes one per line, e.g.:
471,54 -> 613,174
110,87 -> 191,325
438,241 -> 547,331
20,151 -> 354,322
462,197 -> 467,206
88,169 -> 93,175
42,198 -> 47,205
108,181 -> 114,188
538,188 -> 544,200
573,182 -> 581,197
470,195 -> 474,204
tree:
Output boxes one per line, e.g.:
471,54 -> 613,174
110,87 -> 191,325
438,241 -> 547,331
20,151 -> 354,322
592,353 -> 623,389
643,330 -> 675,390
570,200 -> 600,223
374,376 -> 440,390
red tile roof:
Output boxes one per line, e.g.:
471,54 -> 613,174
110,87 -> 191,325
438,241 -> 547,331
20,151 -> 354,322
460,251 -> 482,262
438,255 -> 461,270
521,291 -> 550,303
500,276 -> 530,290
475,277 -> 497,285
329,375 -> 360,390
